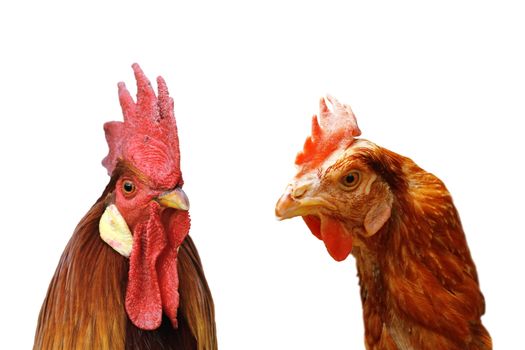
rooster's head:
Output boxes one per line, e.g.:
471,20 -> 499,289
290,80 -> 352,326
99,64 -> 189,330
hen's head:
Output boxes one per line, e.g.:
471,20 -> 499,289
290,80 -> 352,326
99,64 -> 189,330
275,96 -> 394,261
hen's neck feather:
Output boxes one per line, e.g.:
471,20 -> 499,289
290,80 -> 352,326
354,149 -> 491,350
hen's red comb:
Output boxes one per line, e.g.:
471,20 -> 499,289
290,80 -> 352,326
295,95 -> 361,172
102,63 -> 182,188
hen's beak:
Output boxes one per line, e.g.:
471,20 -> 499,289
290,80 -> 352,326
157,187 -> 190,210
276,182 -> 353,261
275,184 -> 335,220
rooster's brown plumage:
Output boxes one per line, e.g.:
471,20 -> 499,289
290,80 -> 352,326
34,64 -> 217,349
35,176 -> 216,349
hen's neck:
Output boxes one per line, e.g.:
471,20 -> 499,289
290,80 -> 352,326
351,168 -> 490,350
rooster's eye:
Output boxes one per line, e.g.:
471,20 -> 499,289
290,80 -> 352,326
341,171 -> 361,189
122,181 -> 135,194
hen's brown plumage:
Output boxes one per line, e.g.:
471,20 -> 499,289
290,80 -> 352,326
34,176 -> 217,350
352,146 -> 491,349
276,96 -> 491,349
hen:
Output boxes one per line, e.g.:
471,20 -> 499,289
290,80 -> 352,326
34,64 -> 217,350
275,96 -> 491,350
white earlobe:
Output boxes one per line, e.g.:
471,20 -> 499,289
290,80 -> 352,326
99,204 -> 133,257
363,198 -> 392,237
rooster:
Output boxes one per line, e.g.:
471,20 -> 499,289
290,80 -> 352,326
34,64 -> 217,350
275,96 -> 491,350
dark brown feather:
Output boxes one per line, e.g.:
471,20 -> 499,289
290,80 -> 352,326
34,178 -> 217,350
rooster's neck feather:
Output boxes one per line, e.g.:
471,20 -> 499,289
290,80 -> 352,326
34,177 -> 217,350
34,192 -> 128,349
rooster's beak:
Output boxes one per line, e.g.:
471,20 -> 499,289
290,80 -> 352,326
157,187 -> 190,210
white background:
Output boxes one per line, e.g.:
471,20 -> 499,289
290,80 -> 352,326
1,1 -> 524,349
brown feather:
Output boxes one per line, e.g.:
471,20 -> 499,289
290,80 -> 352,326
34,177 -> 217,350
353,146 -> 491,350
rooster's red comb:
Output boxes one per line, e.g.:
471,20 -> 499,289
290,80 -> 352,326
102,63 -> 182,188
295,95 -> 361,172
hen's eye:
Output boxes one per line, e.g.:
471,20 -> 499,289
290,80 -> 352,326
122,181 -> 135,194
341,171 -> 361,189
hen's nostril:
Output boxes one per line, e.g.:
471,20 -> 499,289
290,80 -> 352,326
292,185 -> 307,199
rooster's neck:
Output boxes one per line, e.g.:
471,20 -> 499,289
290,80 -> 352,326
34,198 -> 129,349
